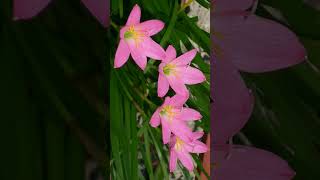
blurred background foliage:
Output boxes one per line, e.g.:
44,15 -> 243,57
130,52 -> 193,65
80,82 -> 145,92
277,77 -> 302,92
237,0 -> 320,179
1,0 -> 107,180
109,0 -> 210,179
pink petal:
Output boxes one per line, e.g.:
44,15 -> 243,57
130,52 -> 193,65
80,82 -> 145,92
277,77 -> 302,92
165,45 -> 177,62
128,42 -> 147,70
213,144 -> 295,180
190,141 -> 208,153
150,109 -> 161,127
213,15 -> 306,73
168,94 -> 189,108
172,49 -> 197,66
169,150 -> 178,172
158,74 -> 169,97
183,67 -> 206,85
126,4 -> 141,25
179,108 -> 202,121
81,0 -> 109,27
142,37 -> 166,60
171,122 -> 193,143
214,0 -> 254,14
168,78 -> 189,97
114,39 -> 130,68
13,0 -> 51,20
177,150 -> 194,171
192,131 -> 204,140
212,57 -> 254,143
136,20 -> 165,36
161,120 -> 171,144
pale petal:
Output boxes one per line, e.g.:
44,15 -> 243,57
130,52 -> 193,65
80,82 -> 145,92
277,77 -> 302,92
168,78 -> 189,97
128,42 -> 147,70
213,144 -> 296,180
81,0 -> 108,27
212,57 -> 254,143
150,109 -> 161,127
213,15 -> 306,73
190,141 -> 208,153
169,150 -> 178,172
142,37 -> 166,60
165,45 -> 177,62
114,39 -> 130,68
136,20 -> 165,36
126,4 -> 141,25
183,67 -> 206,84
172,49 -> 197,66
13,0 -> 51,20
161,120 -> 171,144
192,131 -> 204,140
179,108 -> 202,121
158,74 -> 169,97
168,94 -> 189,108
171,122 -> 193,143
177,150 -> 194,171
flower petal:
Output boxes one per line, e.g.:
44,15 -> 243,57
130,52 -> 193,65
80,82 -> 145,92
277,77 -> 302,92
168,94 -> 189,108
161,120 -> 171,144
183,67 -> 206,84
168,78 -> 189,97
190,141 -> 208,153
158,74 -> 169,97
136,20 -> 165,36
126,4 -> 141,25
81,0 -> 108,27
114,39 -> 130,68
213,144 -> 295,180
212,57 -> 254,143
179,108 -> 202,121
142,37 -> 166,60
150,109 -> 161,127
128,42 -> 147,70
177,150 -> 194,171
165,45 -> 177,62
13,0 -> 51,20
213,15 -> 306,73
170,150 -> 178,172
192,131 -> 204,140
171,122 -> 193,143
172,49 -> 197,66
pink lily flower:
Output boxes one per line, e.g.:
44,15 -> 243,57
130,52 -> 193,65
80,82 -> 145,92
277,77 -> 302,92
212,144 -> 295,180
169,132 -> 208,172
212,0 -> 306,143
115,4 -> 166,70
13,0 -> 109,27
158,45 -> 206,97
150,94 -> 202,144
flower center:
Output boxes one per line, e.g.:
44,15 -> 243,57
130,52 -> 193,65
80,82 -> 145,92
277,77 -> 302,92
124,26 -> 145,46
160,105 -> 176,122
163,63 -> 176,76
174,137 -> 184,151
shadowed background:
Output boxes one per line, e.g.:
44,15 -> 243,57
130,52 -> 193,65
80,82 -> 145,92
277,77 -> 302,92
0,0 -> 108,179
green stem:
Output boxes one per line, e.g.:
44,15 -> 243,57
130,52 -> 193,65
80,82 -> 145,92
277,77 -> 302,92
160,0 -> 179,47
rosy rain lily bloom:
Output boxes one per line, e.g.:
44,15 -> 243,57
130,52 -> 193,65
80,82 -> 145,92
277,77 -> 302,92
158,45 -> 206,97
212,144 -> 295,180
212,0 -> 306,143
13,0 -> 109,27
115,4 -> 166,70
150,94 -> 202,144
169,132 -> 208,172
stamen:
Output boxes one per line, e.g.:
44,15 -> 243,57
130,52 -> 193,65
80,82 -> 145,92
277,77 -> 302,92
175,137 -> 184,151
124,25 -> 146,47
